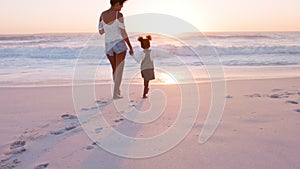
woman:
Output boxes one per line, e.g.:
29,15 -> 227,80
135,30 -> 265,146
98,0 -> 134,99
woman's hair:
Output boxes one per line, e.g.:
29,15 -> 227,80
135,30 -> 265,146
138,35 -> 152,49
110,0 -> 127,6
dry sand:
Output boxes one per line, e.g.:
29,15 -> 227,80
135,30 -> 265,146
0,77 -> 300,169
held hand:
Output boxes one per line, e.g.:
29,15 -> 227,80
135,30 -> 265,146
129,49 -> 134,56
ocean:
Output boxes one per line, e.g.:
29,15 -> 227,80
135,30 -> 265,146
0,32 -> 300,87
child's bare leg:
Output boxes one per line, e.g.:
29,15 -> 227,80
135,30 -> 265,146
143,79 -> 149,98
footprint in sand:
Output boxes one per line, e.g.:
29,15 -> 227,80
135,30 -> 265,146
51,114 -> 80,136
114,118 -> 125,123
86,146 -> 94,150
10,141 -> 26,149
114,119 -> 121,123
286,100 -> 298,105
272,89 -> 283,92
0,156 -> 11,163
12,159 -> 21,165
1,113 -> 80,169
3,140 -> 27,156
81,108 -> 90,111
50,129 -> 65,135
50,126 -> 78,135
91,106 -> 98,110
61,114 -> 77,120
85,142 -> 99,150
95,128 -> 103,133
269,94 -> 289,99
4,147 -> 26,156
34,163 -> 49,169
245,93 -> 262,98
284,92 -> 296,96
0,158 -> 21,169
65,126 -> 77,131
96,100 -> 109,104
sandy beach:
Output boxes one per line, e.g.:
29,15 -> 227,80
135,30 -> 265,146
0,75 -> 299,169
1,0 -> 300,167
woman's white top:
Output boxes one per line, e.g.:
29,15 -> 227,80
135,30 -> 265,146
98,12 -> 125,43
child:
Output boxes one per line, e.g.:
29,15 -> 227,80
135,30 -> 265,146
137,35 -> 155,98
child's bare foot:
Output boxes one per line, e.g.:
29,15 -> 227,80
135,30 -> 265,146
143,87 -> 149,99
113,94 -> 123,99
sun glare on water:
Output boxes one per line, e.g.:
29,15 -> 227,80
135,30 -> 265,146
157,72 -> 177,85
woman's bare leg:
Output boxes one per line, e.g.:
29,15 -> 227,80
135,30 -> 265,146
113,51 -> 126,98
107,55 -> 118,98
107,55 -> 116,76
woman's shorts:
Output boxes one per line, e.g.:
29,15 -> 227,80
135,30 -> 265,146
106,40 -> 128,56
141,68 -> 155,81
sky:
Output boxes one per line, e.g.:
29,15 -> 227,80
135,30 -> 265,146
0,0 -> 300,34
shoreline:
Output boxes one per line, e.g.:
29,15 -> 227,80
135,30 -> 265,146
1,65 -> 299,88
0,76 -> 300,89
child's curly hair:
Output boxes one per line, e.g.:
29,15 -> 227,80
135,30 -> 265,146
138,35 -> 152,49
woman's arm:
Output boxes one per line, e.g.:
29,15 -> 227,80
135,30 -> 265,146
123,34 -> 134,55
118,13 -> 134,55
98,13 -> 104,35
132,51 -> 144,63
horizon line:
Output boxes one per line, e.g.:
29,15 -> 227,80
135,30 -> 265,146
1,30 -> 300,36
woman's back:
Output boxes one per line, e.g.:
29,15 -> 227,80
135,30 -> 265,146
100,10 -> 125,43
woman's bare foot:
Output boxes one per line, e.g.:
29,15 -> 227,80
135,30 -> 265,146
113,94 -> 123,99
113,89 -> 123,99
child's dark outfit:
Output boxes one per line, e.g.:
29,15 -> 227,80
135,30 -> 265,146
140,48 -> 155,98
135,35 -> 156,98
141,49 -> 155,81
